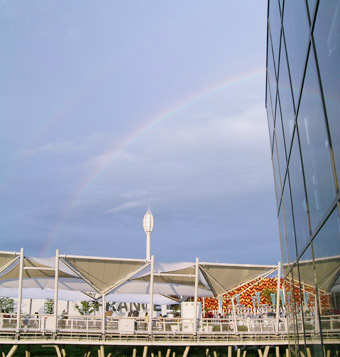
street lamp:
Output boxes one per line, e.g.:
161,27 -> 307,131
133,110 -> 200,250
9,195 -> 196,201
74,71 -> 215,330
143,209 -> 154,260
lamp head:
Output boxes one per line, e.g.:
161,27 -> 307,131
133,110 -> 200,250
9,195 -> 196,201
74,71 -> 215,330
143,209 -> 154,234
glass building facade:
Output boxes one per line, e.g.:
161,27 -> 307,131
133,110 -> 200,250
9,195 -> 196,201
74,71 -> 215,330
266,0 -> 340,355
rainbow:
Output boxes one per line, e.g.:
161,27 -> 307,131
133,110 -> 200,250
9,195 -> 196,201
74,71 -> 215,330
40,67 -> 265,256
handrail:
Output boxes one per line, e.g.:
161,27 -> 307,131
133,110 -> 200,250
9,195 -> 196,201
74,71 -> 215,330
1,313 -> 340,337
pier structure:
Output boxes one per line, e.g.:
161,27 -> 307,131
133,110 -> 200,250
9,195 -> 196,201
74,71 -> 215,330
0,249 -> 339,356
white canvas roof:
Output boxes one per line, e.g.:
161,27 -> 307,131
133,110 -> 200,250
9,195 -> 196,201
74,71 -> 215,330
104,293 -> 178,305
0,287 -> 93,301
0,250 -> 278,300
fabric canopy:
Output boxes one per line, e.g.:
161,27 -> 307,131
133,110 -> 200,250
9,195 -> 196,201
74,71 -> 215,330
0,278 -> 97,292
199,262 -> 276,296
0,250 -> 278,300
0,287 -> 93,301
103,293 -> 178,305
297,255 -> 340,292
110,280 -> 213,297
0,257 -> 76,280
61,256 -> 148,294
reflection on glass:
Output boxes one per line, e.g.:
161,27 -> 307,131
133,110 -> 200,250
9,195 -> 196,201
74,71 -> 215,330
269,0 -> 281,69
275,112 -> 287,186
298,48 -> 337,233
266,77 -> 275,145
312,208 -> 340,316
298,245 -> 323,357
267,35 -> 277,111
283,0 -> 309,103
285,272 -> 300,352
311,208 -> 340,353
307,0 -> 317,20
278,41 -> 295,149
314,0 -> 340,185
279,205 -> 289,270
272,141 -> 282,203
288,134 -> 310,254
282,177 -> 297,265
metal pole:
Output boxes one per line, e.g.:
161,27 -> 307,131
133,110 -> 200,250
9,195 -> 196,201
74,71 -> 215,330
148,255 -> 154,332
102,294 -> 106,335
146,233 -> 151,261
54,249 -> 60,332
231,297 -> 238,334
16,248 -> 24,332
275,261 -> 281,333
194,257 -> 199,333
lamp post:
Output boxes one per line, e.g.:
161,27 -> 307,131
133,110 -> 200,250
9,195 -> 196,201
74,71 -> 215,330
143,209 -> 154,260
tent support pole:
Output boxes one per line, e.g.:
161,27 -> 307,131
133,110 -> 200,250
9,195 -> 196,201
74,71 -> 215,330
275,261 -> 281,334
231,296 -> 237,334
16,248 -> 24,333
194,257 -> 199,334
148,255 -> 154,333
54,249 -> 60,333
102,294 -> 106,335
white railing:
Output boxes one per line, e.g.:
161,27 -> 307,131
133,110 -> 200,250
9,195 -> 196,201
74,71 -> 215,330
1,313 -> 340,338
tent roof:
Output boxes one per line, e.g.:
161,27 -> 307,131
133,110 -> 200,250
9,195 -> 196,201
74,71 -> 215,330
295,255 -> 340,292
0,287 -> 93,301
0,250 -> 277,298
110,280 -> 213,297
61,255 -> 148,294
199,262 -> 276,296
104,293 -> 179,305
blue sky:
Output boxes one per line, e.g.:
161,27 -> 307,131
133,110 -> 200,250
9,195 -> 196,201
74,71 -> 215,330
0,0 -> 280,264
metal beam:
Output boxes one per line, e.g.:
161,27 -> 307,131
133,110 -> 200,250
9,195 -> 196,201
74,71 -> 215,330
148,255 -> 155,333
54,249 -> 60,333
194,258 -> 199,334
16,248 -> 24,333
275,262 -> 281,334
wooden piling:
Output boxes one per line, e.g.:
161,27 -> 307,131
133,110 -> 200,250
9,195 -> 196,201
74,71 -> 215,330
183,346 -> 190,357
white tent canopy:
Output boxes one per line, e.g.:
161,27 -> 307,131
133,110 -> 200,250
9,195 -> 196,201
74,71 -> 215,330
0,287 -> 93,301
110,280 -> 213,297
0,250 -> 278,302
103,293 -> 178,305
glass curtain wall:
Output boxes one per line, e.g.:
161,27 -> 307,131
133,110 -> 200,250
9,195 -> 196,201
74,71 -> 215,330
266,0 -> 340,355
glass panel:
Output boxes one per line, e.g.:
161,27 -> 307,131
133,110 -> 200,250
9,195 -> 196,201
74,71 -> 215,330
313,0 -> 340,186
269,0 -> 282,70
289,134 -> 310,254
285,271 -> 300,353
283,0 -> 310,103
299,246 -> 322,354
291,264 -> 304,336
307,0 -> 317,20
267,35 -> 277,113
278,40 -> 295,149
275,111 -> 287,186
310,207 -> 340,356
297,48 -> 337,233
266,77 -> 275,146
312,208 -> 340,321
279,204 -> 289,271
272,140 -> 282,204
283,176 -> 297,265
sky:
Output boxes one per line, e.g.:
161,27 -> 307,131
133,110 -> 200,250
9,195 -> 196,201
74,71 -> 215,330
0,0 -> 280,264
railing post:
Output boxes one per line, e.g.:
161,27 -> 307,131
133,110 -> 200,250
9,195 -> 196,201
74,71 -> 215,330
54,249 -> 59,333
275,261 -> 281,334
148,255 -> 154,333
102,294 -> 106,336
194,257 -> 199,334
16,248 -> 24,332
231,297 -> 238,334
